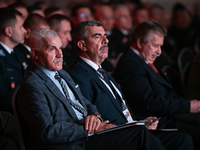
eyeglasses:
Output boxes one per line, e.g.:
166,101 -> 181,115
78,13 -> 92,18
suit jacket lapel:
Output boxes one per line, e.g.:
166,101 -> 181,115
58,69 -> 88,111
32,64 -> 79,121
77,58 -> 125,115
127,48 -> 173,90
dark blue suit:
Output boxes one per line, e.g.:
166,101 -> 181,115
68,58 -> 135,125
113,48 -> 190,127
68,57 -> 194,150
113,48 -> 200,149
0,44 -> 28,113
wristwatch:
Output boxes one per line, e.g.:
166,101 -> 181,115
93,112 -> 103,122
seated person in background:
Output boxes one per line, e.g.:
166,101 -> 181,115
67,20 -> 193,150
8,2 -> 29,20
94,4 -> 117,68
112,4 -> 133,56
16,14 -> 50,70
0,7 -> 27,113
18,28 -> 167,150
112,20 -> 200,150
27,5 -> 45,17
47,14 -> 78,69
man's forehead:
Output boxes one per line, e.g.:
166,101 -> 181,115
88,26 -> 105,34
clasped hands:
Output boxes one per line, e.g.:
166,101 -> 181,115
80,114 -> 116,134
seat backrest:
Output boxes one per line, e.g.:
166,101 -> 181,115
177,48 -> 195,75
12,85 -> 25,150
182,62 -> 192,87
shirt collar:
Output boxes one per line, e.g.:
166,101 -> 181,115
119,29 -> 129,35
130,47 -> 148,64
0,42 -> 13,54
80,56 -> 99,71
35,63 -> 57,79
23,44 -> 31,52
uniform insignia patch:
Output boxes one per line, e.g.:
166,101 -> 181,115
0,49 -> 5,57
27,54 -> 31,59
22,62 -> 28,69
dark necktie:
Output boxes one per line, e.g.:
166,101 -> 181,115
97,68 -> 126,110
54,73 -> 87,117
148,63 -> 160,75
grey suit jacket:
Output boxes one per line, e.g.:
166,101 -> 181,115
18,64 -> 98,150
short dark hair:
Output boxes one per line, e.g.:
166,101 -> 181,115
44,6 -> 60,17
47,14 -> 71,32
23,14 -> 49,31
0,7 -> 22,35
8,2 -> 27,9
74,20 -> 102,44
130,21 -> 167,44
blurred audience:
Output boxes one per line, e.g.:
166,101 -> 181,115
8,2 -> 28,20
71,4 -> 94,28
16,14 -> 50,70
44,6 -> 65,19
27,5 -> 45,17
112,4 -> 132,57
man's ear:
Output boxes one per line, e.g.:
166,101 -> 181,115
77,40 -> 87,51
4,27 -> 12,37
136,37 -> 143,49
31,49 -> 39,59
25,28 -> 31,38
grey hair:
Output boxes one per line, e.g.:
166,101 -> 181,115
74,20 -> 102,52
130,20 -> 167,44
30,28 -> 58,51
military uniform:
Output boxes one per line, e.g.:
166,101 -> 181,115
15,44 -> 33,70
0,44 -> 28,113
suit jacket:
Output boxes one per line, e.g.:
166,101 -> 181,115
0,44 -> 28,113
18,64 -> 99,150
67,58 -> 136,125
112,48 -> 190,128
15,44 -> 33,70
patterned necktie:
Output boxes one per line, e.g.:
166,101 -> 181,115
97,68 -> 127,110
54,73 -> 87,117
148,63 -> 160,75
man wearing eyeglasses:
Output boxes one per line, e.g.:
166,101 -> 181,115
71,4 -> 94,28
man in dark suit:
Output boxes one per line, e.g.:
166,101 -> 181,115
16,14 -> 50,70
18,28 -> 166,150
113,20 -> 200,149
0,7 -> 27,113
68,20 -> 193,150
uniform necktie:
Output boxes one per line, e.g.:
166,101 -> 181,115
54,73 -> 87,117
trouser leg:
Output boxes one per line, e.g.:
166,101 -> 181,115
86,125 -> 165,150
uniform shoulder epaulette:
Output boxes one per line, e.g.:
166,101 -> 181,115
0,49 -> 5,57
